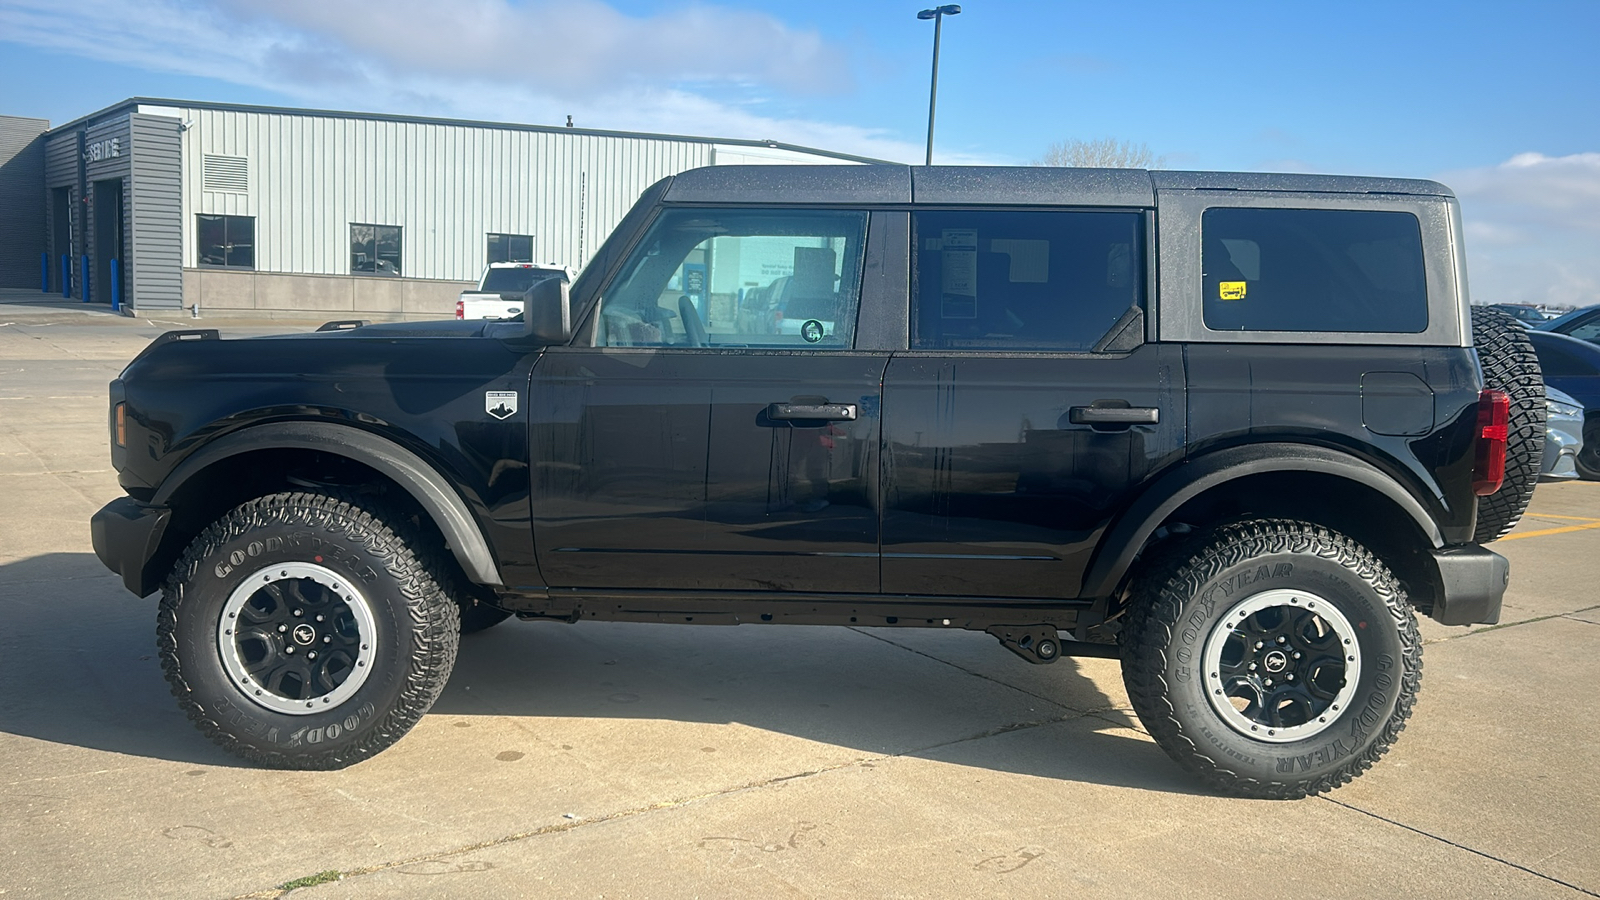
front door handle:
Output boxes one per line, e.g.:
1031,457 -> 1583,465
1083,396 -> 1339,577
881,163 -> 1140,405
768,402 -> 858,422
1068,405 -> 1159,425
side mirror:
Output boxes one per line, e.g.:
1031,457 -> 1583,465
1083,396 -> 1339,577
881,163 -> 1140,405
520,275 -> 572,343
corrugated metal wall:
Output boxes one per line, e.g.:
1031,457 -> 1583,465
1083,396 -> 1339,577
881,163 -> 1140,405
172,106 -> 731,281
0,116 -> 47,288
43,127 -> 80,296
129,113 -> 183,309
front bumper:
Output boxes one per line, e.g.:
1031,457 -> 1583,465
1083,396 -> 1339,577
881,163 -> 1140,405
90,496 -> 172,597
1427,545 -> 1509,626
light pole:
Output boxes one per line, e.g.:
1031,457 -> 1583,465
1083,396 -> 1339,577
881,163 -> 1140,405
917,5 -> 961,166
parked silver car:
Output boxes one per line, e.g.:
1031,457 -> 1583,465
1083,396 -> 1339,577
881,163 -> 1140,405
1542,385 -> 1585,481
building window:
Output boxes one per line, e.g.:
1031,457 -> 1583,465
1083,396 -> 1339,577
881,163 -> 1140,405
351,224 -> 402,276
197,214 -> 255,269
487,233 -> 534,264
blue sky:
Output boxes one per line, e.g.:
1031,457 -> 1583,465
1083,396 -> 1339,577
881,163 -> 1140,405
2,0 -> 1596,305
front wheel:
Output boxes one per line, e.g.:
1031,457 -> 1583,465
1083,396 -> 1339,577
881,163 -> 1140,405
1121,520 -> 1422,799
157,492 -> 460,769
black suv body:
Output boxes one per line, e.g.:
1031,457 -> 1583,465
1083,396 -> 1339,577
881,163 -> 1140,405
92,166 -> 1517,798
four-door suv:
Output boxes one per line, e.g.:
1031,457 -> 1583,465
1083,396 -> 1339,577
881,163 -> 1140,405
92,166 -> 1532,799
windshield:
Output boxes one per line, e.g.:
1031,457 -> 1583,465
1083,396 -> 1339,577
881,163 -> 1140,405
481,268 -> 555,293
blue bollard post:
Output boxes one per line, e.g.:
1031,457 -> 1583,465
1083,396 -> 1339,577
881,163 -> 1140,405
40,253 -> 48,292
61,255 -> 70,298
110,259 -> 121,312
81,255 -> 90,303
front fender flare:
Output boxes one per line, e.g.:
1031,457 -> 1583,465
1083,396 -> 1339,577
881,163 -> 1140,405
152,420 -> 503,586
1077,442 -> 1444,599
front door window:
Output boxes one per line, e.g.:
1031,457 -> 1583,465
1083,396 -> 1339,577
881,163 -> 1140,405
596,209 -> 868,349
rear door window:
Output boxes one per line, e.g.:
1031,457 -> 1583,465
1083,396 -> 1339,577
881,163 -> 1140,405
912,209 -> 1145,351
1202,207 -> 1428,333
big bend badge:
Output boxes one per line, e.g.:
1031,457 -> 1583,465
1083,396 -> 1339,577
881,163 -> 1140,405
485,390 -> 518,420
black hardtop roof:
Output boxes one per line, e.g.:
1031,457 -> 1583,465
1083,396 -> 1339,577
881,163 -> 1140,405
661,165 -> 1455,206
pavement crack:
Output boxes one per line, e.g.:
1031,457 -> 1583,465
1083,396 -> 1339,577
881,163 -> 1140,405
1422,606 -> 1600,645
232,758 -> 869,899
845,627 -> 1082,713
233,714 -> 1091,899
1321,797 -> 1599,897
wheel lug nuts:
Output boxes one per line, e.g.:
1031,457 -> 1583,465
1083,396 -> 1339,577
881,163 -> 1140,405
1293,651 -> 1302,660
1277,636 -> 1287,644
323,636 -> 332,644
1254,641 -> 1264,650
293,609 -> 303,617
278,625 -> 287,633
1248,663 -> 1257,671
316,615 -> 325,622
286,646 -> 295,654
1264,678 -> 1274,686
308,651 -> 317,660
1287,674 -> 1295,681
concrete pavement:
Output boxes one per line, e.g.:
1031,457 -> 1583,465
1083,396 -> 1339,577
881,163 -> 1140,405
1,314 -> 1596,899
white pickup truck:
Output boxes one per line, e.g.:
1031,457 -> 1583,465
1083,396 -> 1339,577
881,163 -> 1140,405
456,263 -> 575,320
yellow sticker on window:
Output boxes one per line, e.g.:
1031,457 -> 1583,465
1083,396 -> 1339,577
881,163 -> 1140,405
1219,281 -> 1247,301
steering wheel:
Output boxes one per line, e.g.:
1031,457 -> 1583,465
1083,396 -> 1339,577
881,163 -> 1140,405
678,295 -> 708,347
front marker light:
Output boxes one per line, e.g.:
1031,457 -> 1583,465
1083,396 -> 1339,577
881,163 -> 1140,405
115,402 -> 126,447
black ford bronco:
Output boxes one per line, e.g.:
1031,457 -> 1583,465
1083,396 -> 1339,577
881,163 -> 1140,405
92,166 -> 1544,799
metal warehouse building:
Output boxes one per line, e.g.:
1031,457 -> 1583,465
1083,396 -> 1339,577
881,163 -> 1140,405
0,99 -> 876,318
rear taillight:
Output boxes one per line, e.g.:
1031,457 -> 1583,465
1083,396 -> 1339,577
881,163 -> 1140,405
455,300 -> 465,320
1473,389 -> 1510,496
114,402 -> 126,447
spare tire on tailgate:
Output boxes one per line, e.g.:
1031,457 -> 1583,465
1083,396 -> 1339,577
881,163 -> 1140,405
1471,305 -> 1545,542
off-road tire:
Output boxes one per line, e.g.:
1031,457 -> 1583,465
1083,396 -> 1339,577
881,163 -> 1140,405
458,600 -> 512,634
1472,306 -> 1545,541
157,491 -> 460,769
1121,519 -> 1422,800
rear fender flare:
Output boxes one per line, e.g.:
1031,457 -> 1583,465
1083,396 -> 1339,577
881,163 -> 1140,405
152,420 -> 502,586
1078,442 -> 1443,599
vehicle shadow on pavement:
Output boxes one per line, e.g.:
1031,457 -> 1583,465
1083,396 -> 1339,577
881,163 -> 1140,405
2,553 -> 1199,793
432,618 -> 1205,796
0,553 -> 247,767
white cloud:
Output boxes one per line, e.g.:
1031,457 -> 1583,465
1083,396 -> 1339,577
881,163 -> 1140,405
1440,153 -> 1600,308
0,0 -> 961,162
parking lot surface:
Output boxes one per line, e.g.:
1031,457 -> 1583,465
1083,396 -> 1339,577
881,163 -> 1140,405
2,300 -> 1597,899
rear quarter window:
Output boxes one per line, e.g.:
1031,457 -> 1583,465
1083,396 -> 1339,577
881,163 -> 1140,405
1202,207 -> 1428,334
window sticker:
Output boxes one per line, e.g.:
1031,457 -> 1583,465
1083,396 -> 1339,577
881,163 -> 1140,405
1219,281 -> 1248,301
941,228 -> 979,318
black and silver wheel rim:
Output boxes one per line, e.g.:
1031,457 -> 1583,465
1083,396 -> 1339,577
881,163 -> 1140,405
217,562 -> 378,715
1201,589 -> 1362,743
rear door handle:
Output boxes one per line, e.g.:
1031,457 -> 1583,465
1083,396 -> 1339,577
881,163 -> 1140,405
768,402 -> 858,421
1068,406 -> 1159,425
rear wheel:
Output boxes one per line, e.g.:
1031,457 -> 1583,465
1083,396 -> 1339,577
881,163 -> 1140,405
158,492 -> 460,768
1471,306 -> 1545,541
1121,519 -> 1422,799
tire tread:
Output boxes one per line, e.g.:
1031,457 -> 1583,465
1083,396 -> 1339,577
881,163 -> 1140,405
156,491 -> 460,770
1121,519 -> 1422,800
